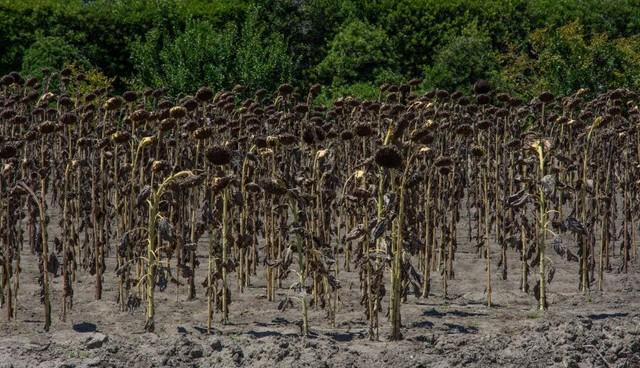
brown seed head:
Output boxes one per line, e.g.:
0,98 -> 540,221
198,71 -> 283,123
193,127 -> 213,140
196,87 -> 214,102
205,145 -> 232,166
38,121 -> 57,134
375,146 -> 403,169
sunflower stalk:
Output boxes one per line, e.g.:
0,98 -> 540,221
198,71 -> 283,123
145,171 -> 193,332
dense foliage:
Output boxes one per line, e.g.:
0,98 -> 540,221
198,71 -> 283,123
1,0 -> 639,99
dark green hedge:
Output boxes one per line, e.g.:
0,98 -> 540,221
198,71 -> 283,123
1,0 -> 639,99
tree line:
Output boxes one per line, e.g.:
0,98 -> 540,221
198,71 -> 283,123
1,0 -> 639,100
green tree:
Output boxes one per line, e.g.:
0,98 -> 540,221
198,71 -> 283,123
21,34 -> 90,78
422,22 -> 498,92
525,0 -> 640,37
130,8 -> 293,95
315,19 -> 397,86
497,21 -> 640,97
130,20 -> 235,95
235,7 -> 293,91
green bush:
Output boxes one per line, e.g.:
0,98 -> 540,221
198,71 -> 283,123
235,7 -> 293,91
21,34 -> 89,78
496,21 -> 640,97
422,22 -> 497,92
315,19 -> 397,86
0,0 -> 246,88
130,7 -> 293,95
525,0 -> 640,36
130,20 -> 236,95
314,82 -> 380,105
